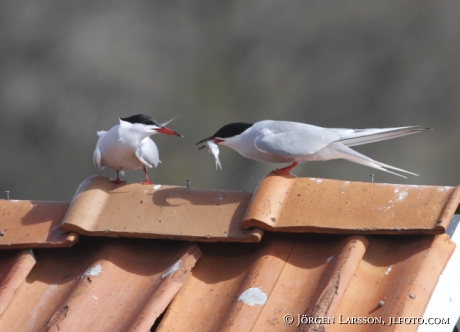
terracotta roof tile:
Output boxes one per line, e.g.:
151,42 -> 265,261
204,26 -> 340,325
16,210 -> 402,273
242,175 -> 459,234
0,239 -> 201,331
0,175 -> 459,331
61,176 -> 263,242
157,233 -> 454,332
420,215 -> 460,331
0,249 -> 36,315
0,200 -> 78,249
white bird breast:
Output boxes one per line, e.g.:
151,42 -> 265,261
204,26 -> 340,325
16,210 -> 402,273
205,141 -> 222,170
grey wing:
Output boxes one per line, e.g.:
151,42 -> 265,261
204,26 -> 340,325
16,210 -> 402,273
135,138 -> 160,168
254,125 -> 341,158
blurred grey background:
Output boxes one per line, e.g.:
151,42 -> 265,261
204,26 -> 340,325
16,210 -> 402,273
1,1 -> 459,201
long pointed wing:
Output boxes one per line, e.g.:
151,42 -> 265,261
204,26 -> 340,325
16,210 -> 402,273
338,126 -> 430,146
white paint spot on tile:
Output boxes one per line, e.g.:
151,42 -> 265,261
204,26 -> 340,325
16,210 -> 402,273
11,200 -> 19,202
237,287 -> 267,306
326,256 -> 334,263
153,184 -> 162,190
92,295 -> 98,300
385,265 -> 393,275
162,259 -> 182,278
397,191 -> 408,201
316,179 -> 322,184
30,204 -> 37,208
82,264 -> 103,278
394,189 -> 399,193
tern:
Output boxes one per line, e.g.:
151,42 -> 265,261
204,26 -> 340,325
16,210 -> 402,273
93,114 -> 182,184
196,120 -> 430,177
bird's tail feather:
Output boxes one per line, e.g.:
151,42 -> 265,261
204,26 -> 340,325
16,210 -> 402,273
97,130 -> 107,138
332,143 -> 418,178
340,126 -> 431,147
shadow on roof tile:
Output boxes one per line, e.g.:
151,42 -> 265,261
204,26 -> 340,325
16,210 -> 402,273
157,233 -> 454,332
61,176 -> 263,242
0,238 -> 201,331
242,174 -> 460,234
0,200 -> 78,249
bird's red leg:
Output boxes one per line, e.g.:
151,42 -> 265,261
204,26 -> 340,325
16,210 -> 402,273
141,167 -> 153,185
272,161 -> 299,175
110,170 -> 126,184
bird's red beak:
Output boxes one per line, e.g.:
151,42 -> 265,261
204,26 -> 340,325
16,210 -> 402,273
155,126 -> 183,137
195,137 -> 224,146
196,137 -> 224,150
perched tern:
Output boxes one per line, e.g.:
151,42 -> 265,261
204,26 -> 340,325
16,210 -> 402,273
196,121 -> 430,178
93,114 -> 182,184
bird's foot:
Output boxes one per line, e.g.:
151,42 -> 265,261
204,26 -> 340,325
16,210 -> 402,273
110,178 -> 126,184
272,162 -> 299,175
272,168 -> 292,176
141,167 -> 153,185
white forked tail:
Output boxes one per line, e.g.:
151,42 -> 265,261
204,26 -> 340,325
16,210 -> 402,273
331,142 -> 418,178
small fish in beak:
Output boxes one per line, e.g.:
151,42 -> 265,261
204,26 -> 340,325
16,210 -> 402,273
199,140 -> 222,170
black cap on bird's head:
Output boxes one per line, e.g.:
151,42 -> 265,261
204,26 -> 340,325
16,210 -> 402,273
195,122 -> 253,148
121,114 -> 161,126
120,114 -> 183,137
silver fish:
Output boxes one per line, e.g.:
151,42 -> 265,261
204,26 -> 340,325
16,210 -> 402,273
205,140 -> 222,170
